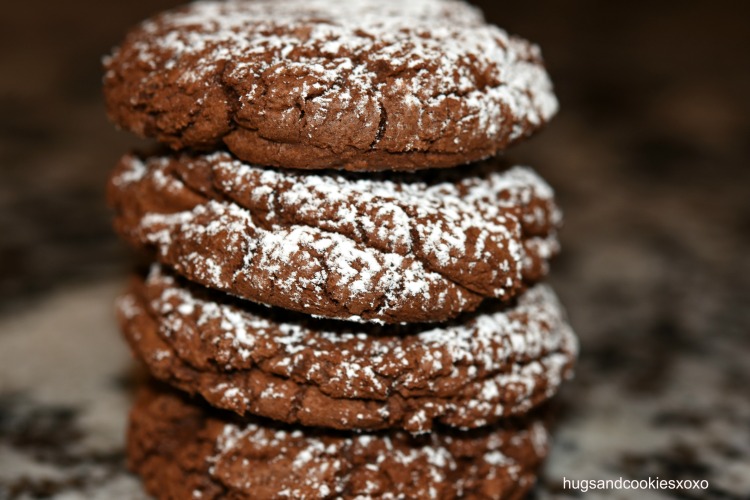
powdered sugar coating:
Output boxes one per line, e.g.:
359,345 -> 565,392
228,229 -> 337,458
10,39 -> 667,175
129,386 -> 549,499
212,419 -> 547,499
109,152 -> 561,324
103,0 -> 558,171
117,266 -> 577,432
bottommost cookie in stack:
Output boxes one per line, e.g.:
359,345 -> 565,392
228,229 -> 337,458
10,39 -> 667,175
129,384 -> 552,500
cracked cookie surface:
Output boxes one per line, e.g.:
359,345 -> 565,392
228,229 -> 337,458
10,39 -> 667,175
108,151 -> 561,324
103,0 -> 557,171
117,266 -> 577,432
128,384 -> 550,499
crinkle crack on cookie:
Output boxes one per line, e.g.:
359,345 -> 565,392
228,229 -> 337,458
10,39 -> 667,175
128,385 -> 551,499
108,151 -> 562,324
117,266 -> 577,432
103,0 -> 558,171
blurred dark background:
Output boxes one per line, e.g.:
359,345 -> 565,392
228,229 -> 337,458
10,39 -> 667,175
0,1 -> 748,498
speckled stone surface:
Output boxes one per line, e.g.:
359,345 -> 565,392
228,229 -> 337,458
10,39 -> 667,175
1,0 -> 749,499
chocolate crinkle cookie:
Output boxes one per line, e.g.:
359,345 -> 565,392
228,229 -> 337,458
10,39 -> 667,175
128,384 -> 551,500
107,151 -> 561,324
103,0 -> 558,171
116,265 -> 577,433
103,1 -> 578,497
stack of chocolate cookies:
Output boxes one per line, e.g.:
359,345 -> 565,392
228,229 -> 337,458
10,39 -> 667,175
103,0 -> 578,498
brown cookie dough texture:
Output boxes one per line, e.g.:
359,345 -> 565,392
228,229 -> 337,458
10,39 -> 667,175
128,384 -> 550,500
103,0 -> 558,171
108,152 -> 561,324
117,266 -> 577,433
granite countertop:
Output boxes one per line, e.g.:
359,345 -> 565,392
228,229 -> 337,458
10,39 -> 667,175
1,1 -> 748,499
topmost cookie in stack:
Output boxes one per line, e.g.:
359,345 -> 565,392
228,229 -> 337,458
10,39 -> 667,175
103,0 -> 556,172
103,0 -> 576,498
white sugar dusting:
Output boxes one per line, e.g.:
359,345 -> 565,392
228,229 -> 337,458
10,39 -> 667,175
212,152 -> 543,296
118,152 -> 561,323
136,193 -> 469,322
111,0 -> 557,150
110,156 -> 147,186
209,413 -> 545,498
137,265 -> 577,429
